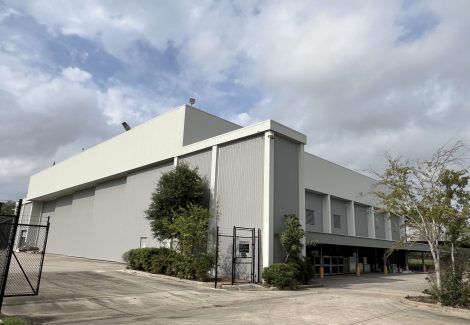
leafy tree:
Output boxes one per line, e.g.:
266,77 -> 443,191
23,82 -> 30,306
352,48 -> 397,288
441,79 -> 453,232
373,141 -> 470,292
169,204 -> 212,256
281,214 -> 306,263
145,163 -> 209,241
0,200 -> 16,215
439,169 -> 470,271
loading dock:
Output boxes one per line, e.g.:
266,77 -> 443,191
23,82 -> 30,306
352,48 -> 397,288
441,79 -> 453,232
307,243 -> 431,276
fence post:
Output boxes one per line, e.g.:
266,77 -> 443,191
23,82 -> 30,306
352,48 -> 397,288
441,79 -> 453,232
251,228 -> 255,283
214,226 -> 219,289
232,226 -> 236,285
258,228 -> 261,283
36,216 -> 50,295
0,199 -> 21,312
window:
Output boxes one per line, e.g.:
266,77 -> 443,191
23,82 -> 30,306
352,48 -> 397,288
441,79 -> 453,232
333,214 -> 341,229
306,209 -> 315,225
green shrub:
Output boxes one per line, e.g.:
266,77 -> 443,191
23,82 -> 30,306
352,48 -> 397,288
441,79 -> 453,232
424,264 -> 470,307
289,258 -> 314,285
126,247 -> 214,281
193,252 -> 215,281
263,263 -> 298,289
149,248 -> 178,274
127,248 -> 169,272
440,268 -> 470,307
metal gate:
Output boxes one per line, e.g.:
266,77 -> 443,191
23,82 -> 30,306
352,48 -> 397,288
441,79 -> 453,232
0,200 -> 50,311
5,218 -> 50,297
0,208 -> 20,312
214,226 -> 261,288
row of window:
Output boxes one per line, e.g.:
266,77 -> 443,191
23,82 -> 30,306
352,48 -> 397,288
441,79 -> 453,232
306,209 -> 341,229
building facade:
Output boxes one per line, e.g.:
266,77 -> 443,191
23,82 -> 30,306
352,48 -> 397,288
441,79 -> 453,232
22,105 -> 428,274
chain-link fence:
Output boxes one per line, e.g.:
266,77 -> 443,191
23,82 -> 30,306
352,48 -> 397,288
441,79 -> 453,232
5,218 -> 50,297
214,226 -> 261,288
0,214 -> 18,309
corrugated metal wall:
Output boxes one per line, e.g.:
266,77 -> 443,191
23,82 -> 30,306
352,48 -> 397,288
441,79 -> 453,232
391,215 -> 400,240
273,136 -> 300,262
40,162 -> 174,261
374,212 -> 386,239
354,204 -> 368,237
305,192 -> 323,232
216,136 -> 264,232
123,163 -> 174,254
179,149 -> 212,182
331,198 -> 348,236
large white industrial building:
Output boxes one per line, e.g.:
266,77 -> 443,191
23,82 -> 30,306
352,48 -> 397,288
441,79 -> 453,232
21,105 -> 428,275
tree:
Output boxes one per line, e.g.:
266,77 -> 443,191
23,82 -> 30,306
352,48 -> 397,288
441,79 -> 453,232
373,141 -> 470,292
145,163 -> 209,242
169,204 -> 212,256
439,169 -> 470,272
281,214 -> 306,263
0,200 -> 16,215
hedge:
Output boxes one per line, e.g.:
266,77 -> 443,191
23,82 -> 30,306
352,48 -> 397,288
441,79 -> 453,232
124,247 -> 214,281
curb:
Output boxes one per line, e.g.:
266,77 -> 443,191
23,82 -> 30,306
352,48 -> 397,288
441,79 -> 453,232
267,283 -> 324,291
401,297 -> 470,319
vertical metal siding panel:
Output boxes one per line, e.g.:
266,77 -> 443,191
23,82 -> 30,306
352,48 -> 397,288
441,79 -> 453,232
374,212 -> 386,239
46,195 -> 73,255
124,163 -> 174,253
41,201 -> 56,219
305,192 -> 323,232
273,137 -> 300,262
180,150 -> 212,182
331,198 -> 348,236
67,188 -> 95,257
391,215 -> 400,240
90,178 -> 128,261
354,205 -> 369,237
216,136 -> 264,232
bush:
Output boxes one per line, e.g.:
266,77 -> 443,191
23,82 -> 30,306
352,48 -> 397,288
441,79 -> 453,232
424,264 -> 470,307
193,253 -> 215,281
149,248 -> 178,274
125,247 -> 214,281
289,258 -> 314,285
263,263 -> 298,289
127,248 -> 163,272
440,268 -> 470,307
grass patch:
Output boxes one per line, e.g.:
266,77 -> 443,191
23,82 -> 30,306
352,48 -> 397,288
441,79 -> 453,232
0,316 -> 28,325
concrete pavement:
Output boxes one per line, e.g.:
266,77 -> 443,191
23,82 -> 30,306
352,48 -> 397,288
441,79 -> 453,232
3,255 -> 470,324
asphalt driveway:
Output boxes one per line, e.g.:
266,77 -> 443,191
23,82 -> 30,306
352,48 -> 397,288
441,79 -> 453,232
3,255 -> 470,324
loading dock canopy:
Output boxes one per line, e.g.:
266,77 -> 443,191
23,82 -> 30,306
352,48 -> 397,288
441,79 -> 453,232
307,232 -> 430,252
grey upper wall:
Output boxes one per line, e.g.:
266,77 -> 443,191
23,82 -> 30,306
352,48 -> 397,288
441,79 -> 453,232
180,149 -> 212,183
304,153 -> 380,206
216,136 -> 264,231
305,192 -> 323,233
331,198 -> 348,236
354,204 -> 369,237
273,136 -> 300,262
182,107 -> 241,146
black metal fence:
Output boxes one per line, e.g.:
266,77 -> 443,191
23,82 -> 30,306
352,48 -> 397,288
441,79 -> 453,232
0,199 -> 51,311
214,226 -> 261,288
5,218 -> 50,297
0,212 -> 19,311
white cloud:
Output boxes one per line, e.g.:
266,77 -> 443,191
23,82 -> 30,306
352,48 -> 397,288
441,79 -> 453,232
2,0 -> 470,200
62,67 -> 92,83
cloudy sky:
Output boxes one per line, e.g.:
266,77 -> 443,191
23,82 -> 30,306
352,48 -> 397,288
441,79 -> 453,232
1,0 -> 470,200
